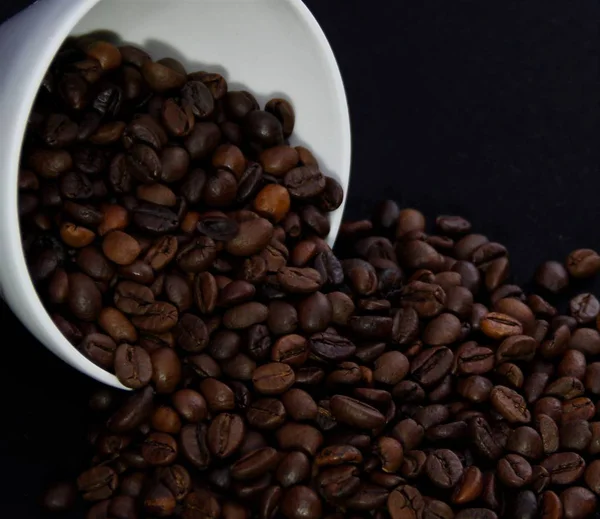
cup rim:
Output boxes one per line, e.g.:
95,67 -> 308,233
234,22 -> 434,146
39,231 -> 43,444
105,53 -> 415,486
5,0 -> 351,389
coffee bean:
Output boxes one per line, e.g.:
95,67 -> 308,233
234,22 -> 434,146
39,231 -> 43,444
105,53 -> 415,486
131,302 -> 178,333
411,346 -> 453,386
560,419 -> 592,451
541,452 -> 586,485
104,386 -> 153,435
206,413 -> 245,458
329,395 -> 385,429
77,466 -> 118,501
536,261 -> 569,293
422,312 -> 462,345
425,449 -> 463,489
497,454 -> 532,487
272,334 -> 308,367
490,386 -> 531,423
244,110 -> 284,150
560,486 -> 597,519
171,389 -> 207,423
480,312 -> 523,339
252,362 -> 295,394
570,293 -> 600,324
506,426 -> 543,459
281,485 -> 321,519
114,344 -> 153,389
179,423 -> 211,470
496,335 -> 538,363
566,249 -> 600,279
265,98 -> 295,138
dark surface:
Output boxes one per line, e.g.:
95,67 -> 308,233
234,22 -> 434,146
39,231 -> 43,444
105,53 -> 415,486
1,0 -> 600,516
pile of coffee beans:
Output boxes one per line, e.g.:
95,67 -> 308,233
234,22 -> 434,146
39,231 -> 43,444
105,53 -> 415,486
20,35 -> 343,382
26,37 -> 600,519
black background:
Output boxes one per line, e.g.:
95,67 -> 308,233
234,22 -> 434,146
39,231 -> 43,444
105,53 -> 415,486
1,0 -> 599,516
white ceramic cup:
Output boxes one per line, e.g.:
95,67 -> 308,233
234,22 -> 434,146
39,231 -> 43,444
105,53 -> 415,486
0,0 -> 351,389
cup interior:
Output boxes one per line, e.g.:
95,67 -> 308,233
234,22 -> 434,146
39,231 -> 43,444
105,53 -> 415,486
10,0 -> 350,388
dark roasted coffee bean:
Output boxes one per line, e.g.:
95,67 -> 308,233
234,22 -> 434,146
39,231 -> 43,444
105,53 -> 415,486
247,398 -> 286,430
566,248 -> 600,278
425,449 -> 463,488
179,423 -> 211,470
480,312 -> 523,339
206,413 -> 245,458
560,419 -> 592,451
496,335 -> 537,363
541,452 -> 586,485
309,331 -> 356,361
252,362 -> 294,394
387,484 -> 425,519
535,261 -> 569,293
569,293 -> 600,324
276,451 -> 310,488
272,334 -> 308,367
114,344 -> 153,389
490,386 -> 530,423
507,426 -> 543,459
497,454 -> 532,488
281,388 -> 317,421
560,486 -> 597,519
77,466 -> 118,501
230,447 -> 279,481
329,395 -> 385,429
411,346 -> 453,386
276,422 -> 323,456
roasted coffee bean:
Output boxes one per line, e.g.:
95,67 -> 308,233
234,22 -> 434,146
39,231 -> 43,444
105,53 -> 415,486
560,486 -> 597,519
276,423 -> 323,456
569,292 -> 600,324
496,335 -> 537,363
276,451 -> 310,488
252,362 -> 295,394
247,398 -> 286,430
114,343 -> 153,389
566,249 -> 600,279
469,416 -> 503,460
230,447 -> 279,481
106,385 -> 154,433
535,261 -> 569,293
490,386 -> 531,423
179,423 -> 211,470
280,388 -> 318,421
423,313 -> 462,345
506,426 -> 543,459
387,484 -> 425,519
77,466 -> 118,501
411,346 -> 453,386
309,331 -> 356,361
171,389 -> 207,423
480,312 -> 523,339
206,413 -> 245,458
272,334 -> 308,367
541,452 -> 586,485
329,395 -> 385,429
425,449 -> 464,488
570,327 -> 600,356
497,454 -> 532,488
244,110 -> 284,150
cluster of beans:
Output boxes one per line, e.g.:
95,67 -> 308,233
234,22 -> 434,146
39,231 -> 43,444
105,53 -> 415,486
29,37 -> 600,519
19,36 -> 342,383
